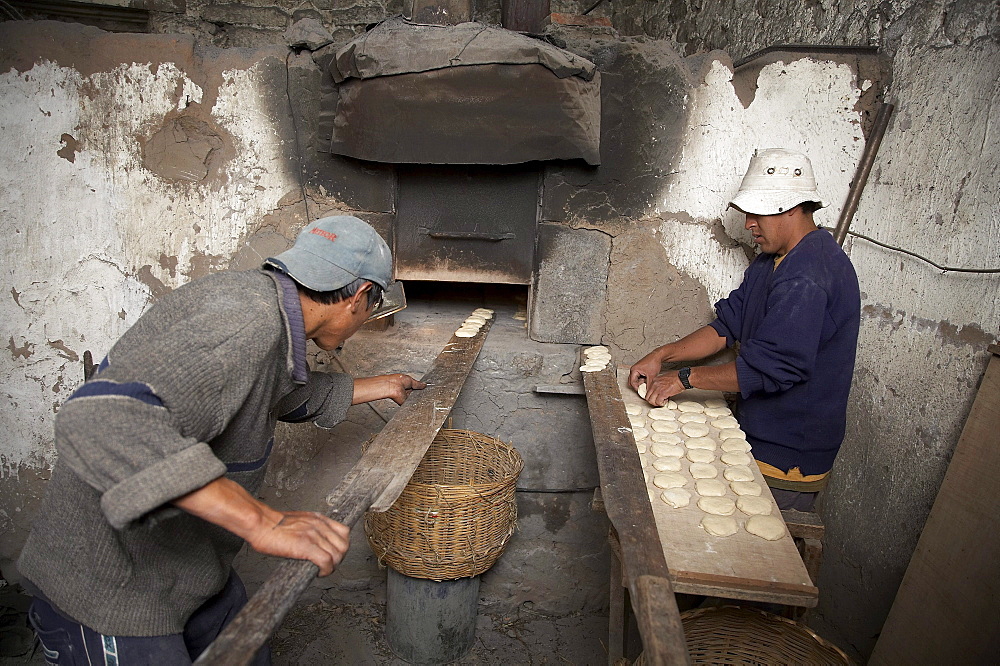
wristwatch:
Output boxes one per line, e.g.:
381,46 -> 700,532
678,367 -> 693,390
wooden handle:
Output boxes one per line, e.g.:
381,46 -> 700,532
193,483 -> 379,666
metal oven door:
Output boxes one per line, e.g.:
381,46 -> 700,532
394,164 -> 539,284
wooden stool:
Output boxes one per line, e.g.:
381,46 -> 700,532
779,509 -> 825,621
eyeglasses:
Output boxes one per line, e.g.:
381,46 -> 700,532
365,281 -> 406,323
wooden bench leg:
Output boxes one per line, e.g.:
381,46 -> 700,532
609,540 -> 626,665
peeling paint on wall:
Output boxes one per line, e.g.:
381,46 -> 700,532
654,56 -> 866,305
0,27 -> 300,474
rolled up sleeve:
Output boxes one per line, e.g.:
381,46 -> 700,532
275,371 -> 355,430
55,396 -> 228,529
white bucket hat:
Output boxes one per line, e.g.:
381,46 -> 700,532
728,148 -> 826,216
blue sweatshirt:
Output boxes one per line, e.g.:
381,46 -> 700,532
709,228 -> 860,476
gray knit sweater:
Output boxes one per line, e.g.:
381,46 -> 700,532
17,269 -> 354,635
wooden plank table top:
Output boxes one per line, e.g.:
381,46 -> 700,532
613,367 -> 818,607
582,363 -> 691,665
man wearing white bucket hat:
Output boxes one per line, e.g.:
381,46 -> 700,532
18,215 -> 425,663
631,149 -> 860,511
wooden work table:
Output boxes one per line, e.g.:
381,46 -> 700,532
611,367 -> 817,604
583,362 -> 818,663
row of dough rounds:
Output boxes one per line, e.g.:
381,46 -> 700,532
580,345 -> 611,372
626,392 -> 786,542
454,308 -> 494,337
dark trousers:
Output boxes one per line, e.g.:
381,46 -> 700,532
768,487 -> 818,512
28,570 -> 270,666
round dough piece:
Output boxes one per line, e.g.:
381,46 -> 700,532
704,406 -> 732,418
628,415 -> 647,428
650,432 -> 683,445
719,428 -> 746,441
660,488 -> 691,509
745,515 -> 786,541
637,383 -> 647,399
653,472 -> 686,489
455,329 -> 477,337
472,308 -> 494,318
625,404 -> 643,416
698,496 -> 736,516
678,412 -> 708,424
685,436 -> 717,451
681,423 -> 711,438
695,479 -> 727,497
632,427 -> 650,441
465,315 -> 487,325
731,481 -> 763,496
721,451 -> 753,466
704,397 -> 728,409
676,400 -> 704,413
653,457 -> 682,472
650,442 -> 684,458
737,495 -> 773,516
712,416 -> 740,430
635,441 -> 648,454
688,462 -> 718,478
701,515 -> 739,537
580,364 -> 605,372
721,438 -> 752,453
650,420 -> 680,433
723,465 -> 755,482
584,345 -> 608,355
686,450 -> 716,465
646,407 -> 676,421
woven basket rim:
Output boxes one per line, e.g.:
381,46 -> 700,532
679,605 -> 853,664
364,428 -> 522,580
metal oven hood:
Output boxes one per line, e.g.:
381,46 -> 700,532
326,17 -> 601,166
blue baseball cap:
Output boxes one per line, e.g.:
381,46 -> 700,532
265,216 -> 392,291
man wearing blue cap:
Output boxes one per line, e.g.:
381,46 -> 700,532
17,216 -> 424,664
630,149 -> 860,511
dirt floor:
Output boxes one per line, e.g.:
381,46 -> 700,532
0,585 -> 610,665
269,598 -> 609,665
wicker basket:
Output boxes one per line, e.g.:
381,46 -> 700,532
636,605 -> 851,665
365,429 -> 523,581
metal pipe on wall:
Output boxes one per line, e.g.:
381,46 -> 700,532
834,102 -> 895,246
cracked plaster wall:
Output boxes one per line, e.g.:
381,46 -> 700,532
607,0 -> 1000,659
0,22 -> 324,566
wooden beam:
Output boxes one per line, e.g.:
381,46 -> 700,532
582,365 -> 691,666
194,319 -> 493,666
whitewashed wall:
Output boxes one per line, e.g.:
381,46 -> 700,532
0,35 -> 294,498
655,57 -> 866,303
609,0 -> 1000,657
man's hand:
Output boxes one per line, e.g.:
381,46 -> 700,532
174,478 -> 350,577
243,510 -> 350,577
352,374 -> 427,406
629,349 -> 666,391
643,371 -> 684,407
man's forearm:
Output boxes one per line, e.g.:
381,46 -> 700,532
173,477 -> 278,540
657,325 -> 728,364
688,361 -> 740,393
